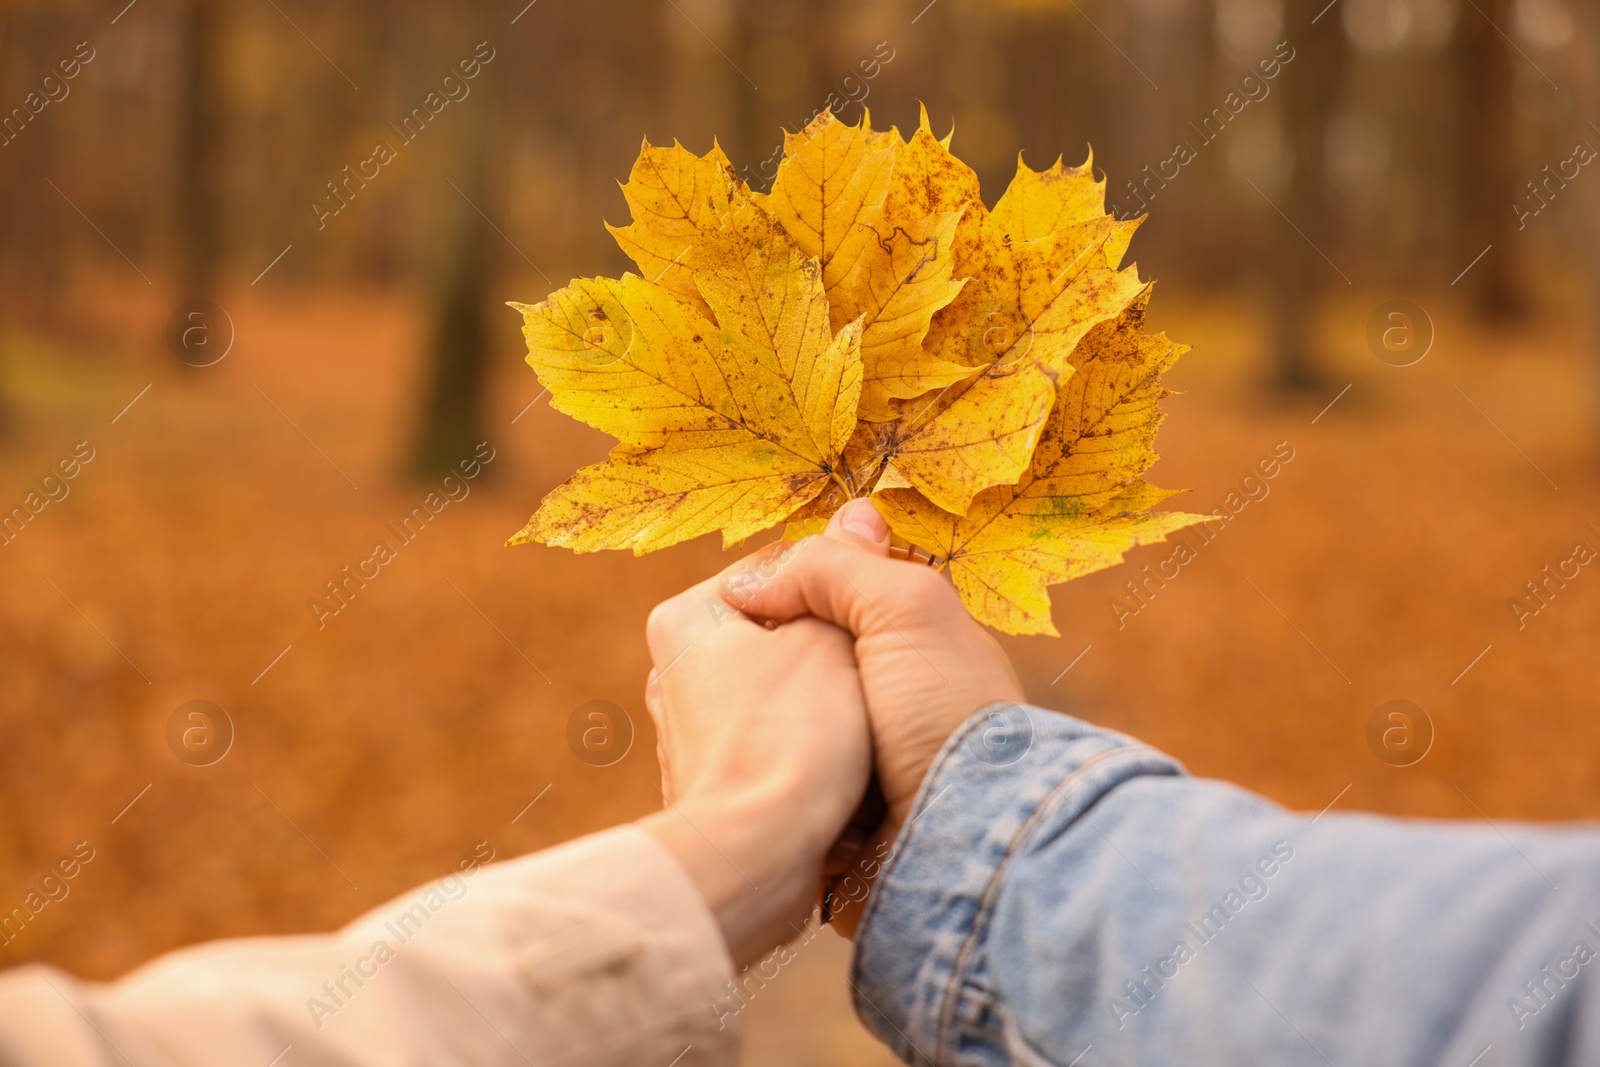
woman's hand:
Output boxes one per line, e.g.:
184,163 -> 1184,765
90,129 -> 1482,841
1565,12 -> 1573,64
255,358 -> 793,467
639,562 -> 872,968
716,499 -> 1026,933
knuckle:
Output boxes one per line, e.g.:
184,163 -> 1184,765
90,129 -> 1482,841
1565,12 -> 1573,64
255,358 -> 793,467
901,561 -> 953,604
645,598 -> 685,653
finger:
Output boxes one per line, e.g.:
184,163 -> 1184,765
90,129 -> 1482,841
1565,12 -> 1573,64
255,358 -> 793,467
825,497 -> 892,553
822,825 -> 868,876
712,538 -> 803,616
717,499 -> 890,618
657,742 -> 674,804
644,667 -> 664,723
719,520 -> 957,640
644,564 -> 771,664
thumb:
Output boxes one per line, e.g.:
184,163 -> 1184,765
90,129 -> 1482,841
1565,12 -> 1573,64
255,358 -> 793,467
824,497 -> 892,554
719,500 -> 948,639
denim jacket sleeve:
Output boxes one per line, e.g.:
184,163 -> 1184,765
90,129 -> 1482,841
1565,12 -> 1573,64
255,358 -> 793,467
851,704 -> 1600,1066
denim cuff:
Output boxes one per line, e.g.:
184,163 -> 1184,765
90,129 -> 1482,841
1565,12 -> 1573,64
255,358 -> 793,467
849,704 -> 1185,1065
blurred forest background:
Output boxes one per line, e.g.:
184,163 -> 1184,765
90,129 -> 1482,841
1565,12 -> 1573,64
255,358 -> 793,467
2,0 -> 1599,1063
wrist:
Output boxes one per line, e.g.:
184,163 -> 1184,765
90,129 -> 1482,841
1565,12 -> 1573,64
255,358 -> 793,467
822,816 -> 903,939
641,787 -> 833,969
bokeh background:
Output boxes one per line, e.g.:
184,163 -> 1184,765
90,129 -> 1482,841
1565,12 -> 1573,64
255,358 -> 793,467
2,0 -> 1599,1061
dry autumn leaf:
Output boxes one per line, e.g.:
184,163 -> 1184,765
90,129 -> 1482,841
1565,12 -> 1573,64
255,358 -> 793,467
756,111 -> 974,422
510,108 -> 1206,635
876,293 -> 1202,636
507,203 -> 864,554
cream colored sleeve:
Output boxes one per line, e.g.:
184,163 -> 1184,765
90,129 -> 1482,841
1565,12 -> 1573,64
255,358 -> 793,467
0,824 -> 741,1066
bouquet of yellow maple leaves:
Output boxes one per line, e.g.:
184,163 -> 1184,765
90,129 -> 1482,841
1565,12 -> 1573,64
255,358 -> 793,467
507,107 -> 1204,636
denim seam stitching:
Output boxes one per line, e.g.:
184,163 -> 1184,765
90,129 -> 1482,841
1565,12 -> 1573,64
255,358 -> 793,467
847,705 -> 1004,1057
850,702 -> 1015,965
932,742 -> 1166,1060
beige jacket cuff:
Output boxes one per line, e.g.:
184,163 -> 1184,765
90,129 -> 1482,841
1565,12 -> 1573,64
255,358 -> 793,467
0,823 -> 740,1066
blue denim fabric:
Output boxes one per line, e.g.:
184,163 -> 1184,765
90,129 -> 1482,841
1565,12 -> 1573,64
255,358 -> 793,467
852,704 -> 1600,1066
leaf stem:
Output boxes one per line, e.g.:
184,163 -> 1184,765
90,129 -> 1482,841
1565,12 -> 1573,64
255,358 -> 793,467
829,468 -> 854,498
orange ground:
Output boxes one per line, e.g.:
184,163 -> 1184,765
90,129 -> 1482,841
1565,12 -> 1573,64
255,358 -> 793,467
1,277 -> 1597,1064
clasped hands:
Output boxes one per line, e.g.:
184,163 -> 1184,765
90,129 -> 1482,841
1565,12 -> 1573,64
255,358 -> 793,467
639,499 -> 1025,968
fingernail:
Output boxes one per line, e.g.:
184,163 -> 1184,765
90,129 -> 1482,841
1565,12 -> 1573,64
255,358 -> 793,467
838,499 -> 888,543
721,570 -> 760,605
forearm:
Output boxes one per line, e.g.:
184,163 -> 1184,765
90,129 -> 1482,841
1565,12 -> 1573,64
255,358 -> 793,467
641,793 -> 832,971
0,826 -> 738,1067
853,706 -> 1600,1066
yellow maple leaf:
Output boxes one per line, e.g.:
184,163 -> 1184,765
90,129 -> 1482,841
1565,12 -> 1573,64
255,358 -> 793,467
875,294 -> 1208,635
830,110 -> 1150,517
511,108 -> 1202,635
990,150 -> 1107,241
758,111 -> 975,423
757,111 -> 898,291
605,138 -> 746,322
509,205 -> 863,554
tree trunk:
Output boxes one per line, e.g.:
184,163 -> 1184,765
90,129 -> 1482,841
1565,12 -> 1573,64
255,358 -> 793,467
1267,12 -> 1345,391
177,0 -> 224,299
1585,2 -> 1600,447
411,46 -> 495,478
1455,0 -> 1527,320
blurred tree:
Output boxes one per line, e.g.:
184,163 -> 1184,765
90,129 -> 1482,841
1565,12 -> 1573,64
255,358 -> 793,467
726,0 -> 761,180
177,0 -> 224,299
1007,10 -> 1079,162
411,84 -> 494,478
788,0 -> 835,149
1585,0 -> 1600,438
0,10 -> 65,436
1,11 -> 70,329
1454,0 -> 1527,320
729,0 -> 828,189
1266,8 -> 1346,391
943,0 -> 1009,182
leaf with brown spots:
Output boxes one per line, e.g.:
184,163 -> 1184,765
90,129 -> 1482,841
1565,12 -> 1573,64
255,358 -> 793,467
991,150 -> 1108,241
837,110 -> 1149,518
605,138 -> 748,322
511,111 -> 1200,634
874,295 -> 1209,635
509,204 -> 863,554
758,111 -> 976,423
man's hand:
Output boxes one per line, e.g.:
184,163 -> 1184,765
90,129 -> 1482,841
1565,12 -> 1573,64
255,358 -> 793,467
639,564 -> 872,969
717,499 -> 1026,933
